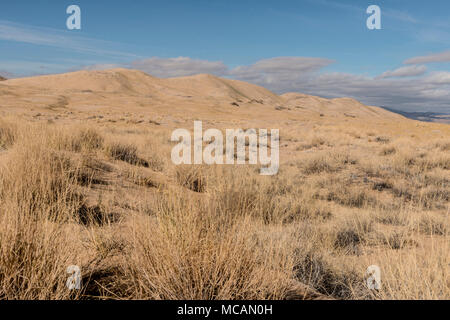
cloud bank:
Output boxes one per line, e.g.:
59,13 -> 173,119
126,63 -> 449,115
404,50 -> 450,64
83,56 -> 448,113
377,65 -> 427,79
130,57 -> 228,78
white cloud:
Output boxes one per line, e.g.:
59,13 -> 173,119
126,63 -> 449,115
404,50 -> 450,64
229,57 -> 334,87
423,71 -> 450,84
79,56 -> 334,83
0,20 -> 138,58
129,57 -> 228,78
377,65 -> 427,78
279,71 -> 450,113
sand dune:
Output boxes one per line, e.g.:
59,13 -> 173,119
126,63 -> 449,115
165,73 -> 282,105
4,69 -> 163,94
282,93 -> 403,119
1,68 -> 403,123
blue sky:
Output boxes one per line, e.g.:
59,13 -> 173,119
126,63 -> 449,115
1,0 -> 450,112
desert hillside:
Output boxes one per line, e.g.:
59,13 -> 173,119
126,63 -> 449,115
0,68 -> 448,300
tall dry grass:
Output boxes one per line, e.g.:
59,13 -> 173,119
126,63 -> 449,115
0,117 -> 448,300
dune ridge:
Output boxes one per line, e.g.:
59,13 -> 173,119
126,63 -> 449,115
1,68 -> 402,121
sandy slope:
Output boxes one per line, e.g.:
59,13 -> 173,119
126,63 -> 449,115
282,93 -> 403,119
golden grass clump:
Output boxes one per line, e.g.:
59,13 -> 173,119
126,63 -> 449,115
120,193 -> 296,299
0,124 -> 83,299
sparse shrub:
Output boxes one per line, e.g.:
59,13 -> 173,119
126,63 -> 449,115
302,151 -> 358,175
0,120 -> 17,150
0,144 -> 82,221
293,252 -> 368,299
105,142 -> 148,167
375,136 -> 390,144
372,180 -> 393,191
417,215 -> 448,236
434,140 -> 450,151
327,186 -> 373,208
380,146 -> 396,156
76,128 -> 104,151
176,165 -> 208,193
303,155 -> 336,174
334,229 -> 361,249
381,231 -> 417,250
333,216 -> 374,250
75,157 -> 111,187
311,136 -> 326,147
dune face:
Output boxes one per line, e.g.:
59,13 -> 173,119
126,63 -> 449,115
282,93 -> 403,119
165,73 -> 283,105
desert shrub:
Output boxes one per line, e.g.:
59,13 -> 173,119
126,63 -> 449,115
176,165 -> 208,193
380,146 -> 396,156
416,215 -> 448,236
119,194 -> 295,299
105,142 -> 148,167
75,157 -> 111,187
0,130 -> 84,299
375,136 -> 390,144
303,155 -> 337,174
380,231 -> 417,250
302,151 -> 357,175
326,186 -> 374,208
293,252 -> 368,299
0,120 -> 17,150
0,213 -> 82,299
333,216 -> 374,250
375,209 -> 410,226
208,168 -> 294,224
0,142 -> 82,221
49,127 -> 104,153
434,140 -> 450,151
75,128 -> 104,151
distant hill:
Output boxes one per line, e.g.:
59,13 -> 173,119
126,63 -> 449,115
0,76 -> 6,81
281,93 -> 403,120
381,107 -> 450,124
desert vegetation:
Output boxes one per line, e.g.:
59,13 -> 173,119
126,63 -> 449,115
0,114 -> 447,300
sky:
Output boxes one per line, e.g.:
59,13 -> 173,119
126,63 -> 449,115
1,0 -> 450,113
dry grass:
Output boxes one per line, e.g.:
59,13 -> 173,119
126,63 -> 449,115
0,117 -> 448,300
